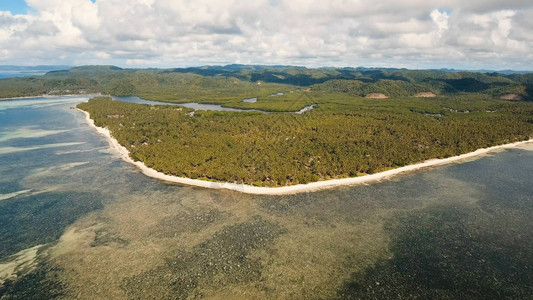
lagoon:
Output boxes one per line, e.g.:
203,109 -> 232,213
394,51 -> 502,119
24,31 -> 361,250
113,96 -> 266,113
113,96 -> 316,114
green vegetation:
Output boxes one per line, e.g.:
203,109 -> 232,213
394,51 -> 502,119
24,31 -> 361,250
77,95 -> 533,187
3,64 -> 531,186
2,65 -> 532,105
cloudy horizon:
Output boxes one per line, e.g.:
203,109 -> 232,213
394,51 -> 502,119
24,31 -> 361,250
0,0 -> 532,70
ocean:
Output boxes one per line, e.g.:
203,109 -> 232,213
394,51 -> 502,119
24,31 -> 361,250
0,96 -> 531,298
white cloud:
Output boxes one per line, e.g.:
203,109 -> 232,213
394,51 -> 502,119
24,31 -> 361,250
126,58 -> 160,65
0,0 -> 531,70
71,0 -> 100,30
430,9 -> 449,32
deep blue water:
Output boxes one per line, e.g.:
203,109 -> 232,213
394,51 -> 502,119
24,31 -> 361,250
0,96 -> 531,298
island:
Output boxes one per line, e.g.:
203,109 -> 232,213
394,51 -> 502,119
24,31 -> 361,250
1,65 -> 532,193
76,93 -> 531,194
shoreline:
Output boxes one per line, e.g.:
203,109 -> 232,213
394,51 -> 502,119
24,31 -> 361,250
0,95 -> 48,101
0,93 -> 102,101
78,108 -> 532,195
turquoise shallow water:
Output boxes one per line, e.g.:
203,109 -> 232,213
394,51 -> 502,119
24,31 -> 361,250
0,96 -> 531,298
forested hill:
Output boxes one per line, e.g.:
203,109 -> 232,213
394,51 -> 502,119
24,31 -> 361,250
1,65 -> 532,105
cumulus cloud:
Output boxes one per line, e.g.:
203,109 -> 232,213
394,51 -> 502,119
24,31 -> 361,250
0,0 -> 531,69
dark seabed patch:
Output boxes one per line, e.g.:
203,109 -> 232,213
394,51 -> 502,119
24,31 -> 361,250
150,208 -> 228,238
338,202 -> 533,299
122,216 -> 286,299
0,191 -> 103,260
0,262 -> 65,299
338,148 -> 533,299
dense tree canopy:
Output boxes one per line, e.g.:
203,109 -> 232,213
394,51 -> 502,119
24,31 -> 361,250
78,96 -> 533,187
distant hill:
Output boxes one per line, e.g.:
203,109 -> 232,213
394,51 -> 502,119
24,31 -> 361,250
437,68 -> 532,75
0,64 -> 531,100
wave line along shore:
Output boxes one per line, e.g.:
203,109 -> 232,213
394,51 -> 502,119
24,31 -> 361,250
78,108 -> 532,195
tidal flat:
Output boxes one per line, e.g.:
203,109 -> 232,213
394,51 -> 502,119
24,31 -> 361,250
0,96 -> 532,299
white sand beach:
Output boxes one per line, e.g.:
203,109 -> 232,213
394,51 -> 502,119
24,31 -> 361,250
79,109 -> 532,195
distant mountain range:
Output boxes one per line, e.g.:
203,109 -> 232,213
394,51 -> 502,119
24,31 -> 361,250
436,68 -> 532,75
0,65 -> 530,78
0,64 -> 531,100
134,64 -> 533,75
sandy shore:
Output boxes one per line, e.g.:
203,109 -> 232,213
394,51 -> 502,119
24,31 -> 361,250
78,108 -> 532,195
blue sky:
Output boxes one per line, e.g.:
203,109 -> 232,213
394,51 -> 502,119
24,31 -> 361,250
1,0 -> 29,15
0,0 -> 532,70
